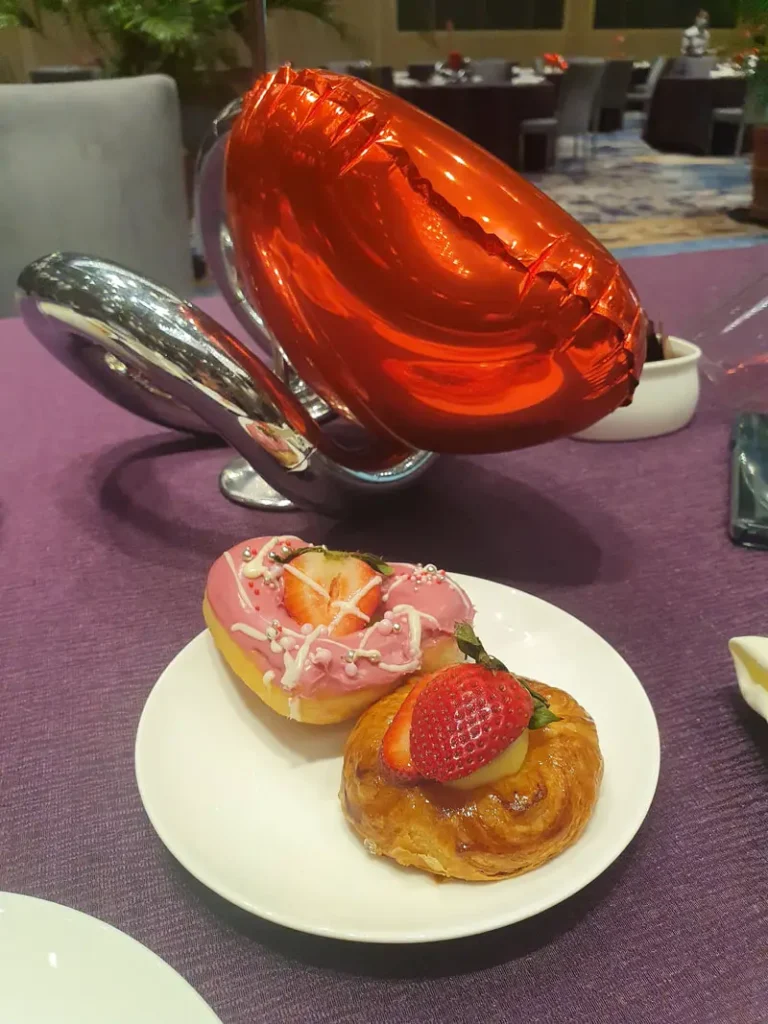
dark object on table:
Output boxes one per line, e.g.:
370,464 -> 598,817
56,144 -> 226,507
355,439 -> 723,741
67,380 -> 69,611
594,59 -> 633,132
520,58 -> 606,168
408,62 -> 435,83
30,65 -> 98,83
730,412 -> 768,549
627,56 -> 667,113
645,320 -> 669,362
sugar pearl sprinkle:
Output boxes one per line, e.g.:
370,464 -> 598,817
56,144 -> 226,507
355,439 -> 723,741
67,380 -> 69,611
403,562 -> 444,587
242,546 -> 253,561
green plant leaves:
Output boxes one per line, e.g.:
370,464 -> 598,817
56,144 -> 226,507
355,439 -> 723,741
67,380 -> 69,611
274,546 -> 394,576
1,0 -> 346,77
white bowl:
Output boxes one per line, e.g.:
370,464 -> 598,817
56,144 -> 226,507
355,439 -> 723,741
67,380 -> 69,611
574,336 -> 701,442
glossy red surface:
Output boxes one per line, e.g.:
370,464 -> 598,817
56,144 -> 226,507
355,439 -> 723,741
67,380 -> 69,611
227,66 -> 646,454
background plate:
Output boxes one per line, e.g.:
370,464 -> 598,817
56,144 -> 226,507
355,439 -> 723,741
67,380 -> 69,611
135,573 -> 660,943
0,892 -> 222,1023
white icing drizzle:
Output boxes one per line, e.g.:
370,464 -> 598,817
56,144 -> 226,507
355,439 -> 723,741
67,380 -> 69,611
288,697 -> 303,721
327,575 -> 381,633
356,649 -> 382,662
263,670 -> 275,687
242,535 -> 301,581
348,622 -> 381,664
331,601 -> 371,625
281,624 -> 326,689
358,622 -> 378,648
377,604 -> 440,674
377,656 -> 421,674
231,622 -> 268,642
224,551 -> 253,612
283,563 -> 332,601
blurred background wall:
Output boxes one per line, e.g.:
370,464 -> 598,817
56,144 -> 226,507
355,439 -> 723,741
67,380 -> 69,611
0,0 -> 742,82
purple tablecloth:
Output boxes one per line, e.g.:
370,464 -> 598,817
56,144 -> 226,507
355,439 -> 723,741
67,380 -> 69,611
3,246 -> 768,1024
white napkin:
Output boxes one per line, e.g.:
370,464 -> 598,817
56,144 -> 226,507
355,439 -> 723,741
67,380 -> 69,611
730,637 -> 768,720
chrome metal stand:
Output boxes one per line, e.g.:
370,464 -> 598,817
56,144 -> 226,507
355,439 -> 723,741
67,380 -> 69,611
17,252 -> 435,515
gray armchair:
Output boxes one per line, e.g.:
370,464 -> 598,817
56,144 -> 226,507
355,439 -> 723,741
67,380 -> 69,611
0,75 -> 192,318
519,59 -> 607,168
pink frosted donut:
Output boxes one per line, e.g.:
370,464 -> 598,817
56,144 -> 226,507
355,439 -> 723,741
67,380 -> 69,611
203,535 -> 475,724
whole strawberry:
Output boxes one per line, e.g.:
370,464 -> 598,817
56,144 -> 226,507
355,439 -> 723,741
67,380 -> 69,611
409,664 -> 533,783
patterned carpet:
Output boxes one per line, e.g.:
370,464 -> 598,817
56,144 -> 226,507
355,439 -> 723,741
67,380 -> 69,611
526,113 -> 768,257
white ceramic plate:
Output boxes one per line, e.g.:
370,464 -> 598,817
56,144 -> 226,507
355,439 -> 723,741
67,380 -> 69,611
135,574 -> 659,944
0,892 -> 222,1023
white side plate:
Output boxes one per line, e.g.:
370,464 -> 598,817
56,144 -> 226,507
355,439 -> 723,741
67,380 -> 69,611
0,892 -> 222,1023
136,573 -> 660,943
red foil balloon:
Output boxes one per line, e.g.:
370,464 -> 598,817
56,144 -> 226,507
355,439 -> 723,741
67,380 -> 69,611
227,66 -> 646,454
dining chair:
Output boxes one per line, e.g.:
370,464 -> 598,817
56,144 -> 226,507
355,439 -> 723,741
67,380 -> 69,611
29,65 -> 99,83
592,59 -> 634,133
472,58 -> 510,84
711,86 -> 767,155
0,75 -> 193,318
627,56 -> 668,114
519,59 -> 607,170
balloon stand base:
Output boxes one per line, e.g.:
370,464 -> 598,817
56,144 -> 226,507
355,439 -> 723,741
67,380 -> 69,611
219,456 -> 297,510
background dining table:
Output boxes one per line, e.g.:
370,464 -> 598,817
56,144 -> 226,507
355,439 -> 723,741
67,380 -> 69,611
3,243 -> 768,1024
395,79 -> 557,170
644,74 -> 748,156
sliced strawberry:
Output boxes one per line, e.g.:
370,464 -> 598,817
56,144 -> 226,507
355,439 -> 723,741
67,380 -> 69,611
282,549 -> 383,637
380,676 -> 436,782
410,664 -> 533,783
